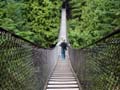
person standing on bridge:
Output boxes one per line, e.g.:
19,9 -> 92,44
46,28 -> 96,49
59,39 -> 68,59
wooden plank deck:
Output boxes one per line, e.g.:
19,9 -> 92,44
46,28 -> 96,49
45,59 -> 80,90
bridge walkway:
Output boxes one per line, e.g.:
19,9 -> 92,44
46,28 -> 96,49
46,58 -> 80,90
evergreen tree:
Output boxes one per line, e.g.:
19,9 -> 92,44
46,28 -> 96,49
0,0 -> 62,47
68,0 -> 120,48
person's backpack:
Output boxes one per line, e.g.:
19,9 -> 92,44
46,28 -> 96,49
60,42 -> 67,50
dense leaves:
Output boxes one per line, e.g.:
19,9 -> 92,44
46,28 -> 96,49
68,0 -> 120,48
68,1 -> 120,90
0,0 -> 62,47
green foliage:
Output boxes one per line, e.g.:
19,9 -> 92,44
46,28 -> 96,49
0,0 -> 62,47
68,0 -> 120,48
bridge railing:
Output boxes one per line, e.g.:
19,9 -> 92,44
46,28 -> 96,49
69,29 -> 120,90
0,28 -> 58,90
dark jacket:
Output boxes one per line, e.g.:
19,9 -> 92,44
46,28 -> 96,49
60,42 -> 67,50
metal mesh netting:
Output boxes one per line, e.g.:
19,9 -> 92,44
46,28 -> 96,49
33,47 -> 58,90
69,29 -> 120,90
0,28 -> 58,90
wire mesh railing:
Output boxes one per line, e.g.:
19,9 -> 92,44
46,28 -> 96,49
0,28 -> 58,90
69,29 -> 120,90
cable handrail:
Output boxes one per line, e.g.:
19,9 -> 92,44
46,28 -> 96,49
0,27 -> 42,48
69,28 -> 120,90
0,27 -> 58,90
0,27 -> 56,49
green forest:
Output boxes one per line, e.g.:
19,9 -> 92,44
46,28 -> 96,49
0,0 -> 120,48
0,0 -> 62,47
68,0 -> 120,48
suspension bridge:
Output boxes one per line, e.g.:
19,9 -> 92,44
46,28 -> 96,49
0,7 -> 120,90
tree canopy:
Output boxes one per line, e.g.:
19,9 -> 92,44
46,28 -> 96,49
68,0 -> 120,48
0,0 -> 62,48
0,0 -> 120,48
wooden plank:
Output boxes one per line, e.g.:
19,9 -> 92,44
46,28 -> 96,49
46,88 -> 79,90
50,77 -> 75,79
47,84 -> 78,88
49,79 -> 76,82
48,81 -> 77,84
